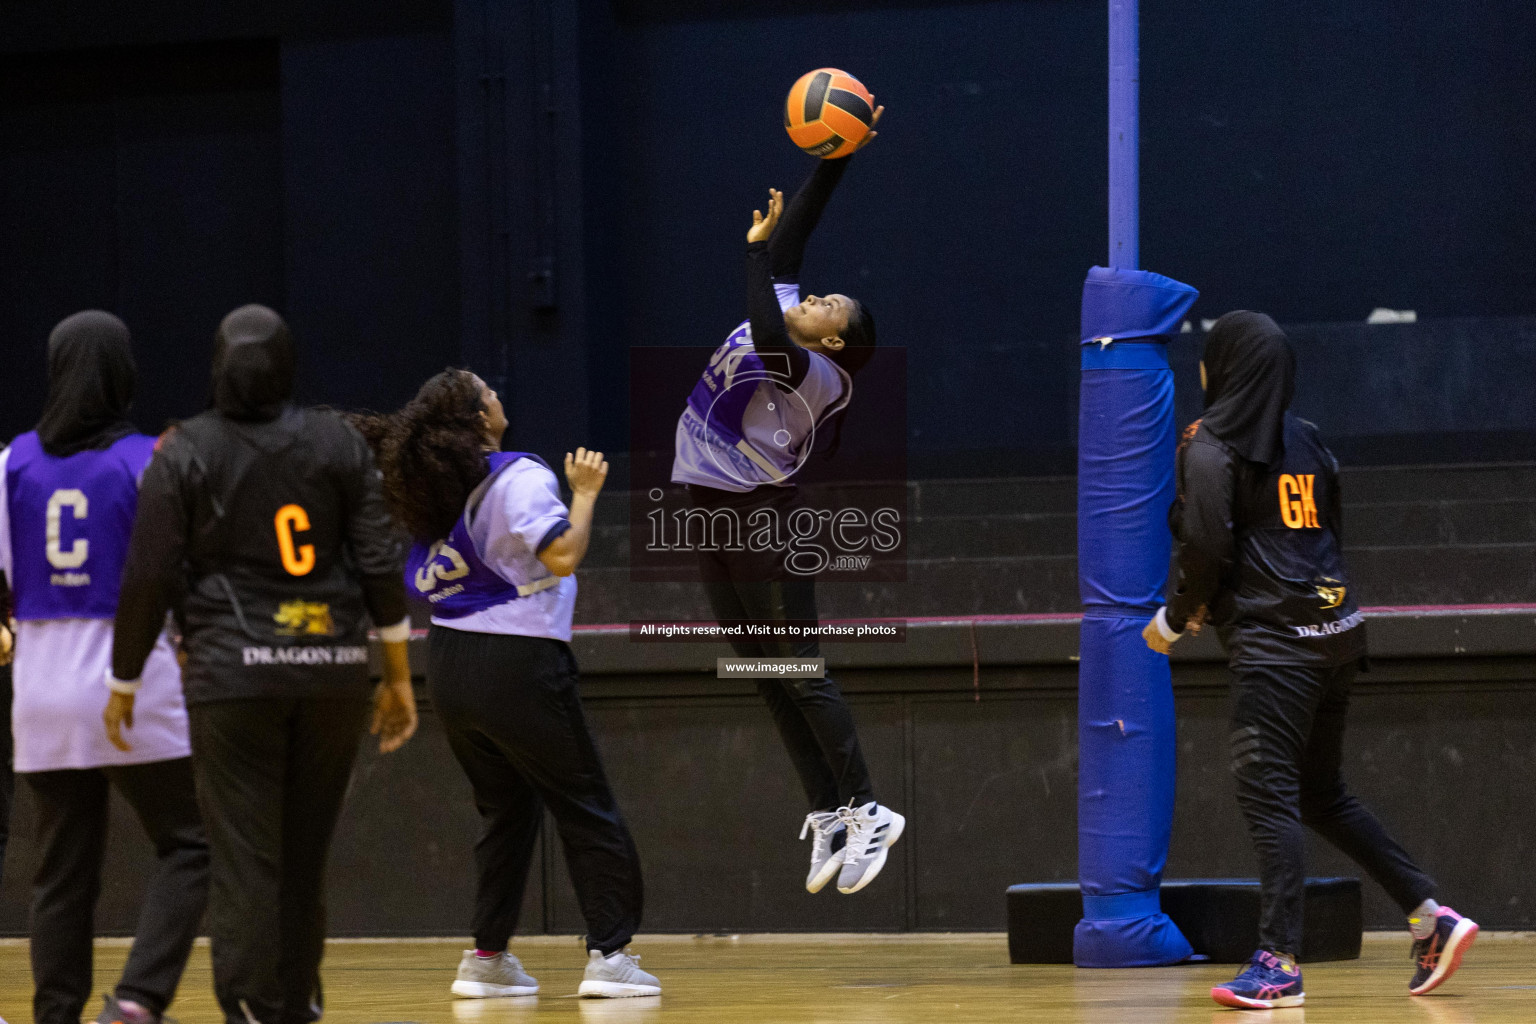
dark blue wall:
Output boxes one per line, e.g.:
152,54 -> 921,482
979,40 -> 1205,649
3,1 -> 1534,471
589,0 -> 1536,472
0,3 -> 458,438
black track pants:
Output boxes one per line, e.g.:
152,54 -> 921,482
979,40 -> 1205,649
26,757 -> 208,1024
1229,661 -> 1436,955
428,627 -> 643,955
188,696 -> 369,1024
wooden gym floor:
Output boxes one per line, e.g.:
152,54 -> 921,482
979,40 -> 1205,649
0,933 -> 1531,1023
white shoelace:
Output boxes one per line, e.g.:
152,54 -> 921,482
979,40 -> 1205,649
800,810 -> 843,861
838,803 -> 873,860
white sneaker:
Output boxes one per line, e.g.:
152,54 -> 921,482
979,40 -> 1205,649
450,949 -> 539,997
835,801 -> 905,894
800,810 -> 846,893
577,948 -> 662,998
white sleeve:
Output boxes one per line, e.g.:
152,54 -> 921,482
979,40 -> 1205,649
474,462 -> 571,585
774,281 -> 801,313
0,446 -> 12,584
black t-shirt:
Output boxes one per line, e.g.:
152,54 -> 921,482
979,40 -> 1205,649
1167,414 -> 1367,667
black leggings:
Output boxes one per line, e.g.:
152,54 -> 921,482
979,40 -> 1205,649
428,627 -> 643,955
25,757 -> 209,1024
0,665 -> 13,883
689,488 -> 876,813
1230,661 -> 1436,955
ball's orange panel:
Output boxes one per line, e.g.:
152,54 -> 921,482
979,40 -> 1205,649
820,104 -> 871,143
787,122 -> 834,149
827,73 -> 873,107
785,72 -> 815,128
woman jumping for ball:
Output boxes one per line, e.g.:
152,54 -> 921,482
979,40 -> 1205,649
670,116 -> 906,896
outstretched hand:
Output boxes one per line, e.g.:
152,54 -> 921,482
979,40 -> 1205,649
853,104 -> 884,152
746,188 -> 784,243
564,447 -> 610,499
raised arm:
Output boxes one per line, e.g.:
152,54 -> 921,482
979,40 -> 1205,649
539,448 -> 607,577
746,188 -> 811,388
768,158 -> 849,280
768,105 -> 881,279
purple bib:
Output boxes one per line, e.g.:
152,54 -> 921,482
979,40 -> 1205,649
685,323 -> 793,447
5,430 -> 158,620
404,452 -> 547,619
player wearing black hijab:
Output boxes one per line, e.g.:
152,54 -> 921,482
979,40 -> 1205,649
1144,311 -> 1477,1008
1,311 -> 208,1024
109,305 -> 418,1024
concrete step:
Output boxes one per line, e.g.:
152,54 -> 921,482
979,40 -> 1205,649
1339,463 -> 1536,504
565,466 -> 1536,619
1345,543 -> 1536,606
586,500 -> 1536,567
572,555 -> 1083,623
1344,499 -> 1536,548
570,542 -> 1536,623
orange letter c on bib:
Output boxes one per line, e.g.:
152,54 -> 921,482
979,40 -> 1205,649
275,504 -> 316,576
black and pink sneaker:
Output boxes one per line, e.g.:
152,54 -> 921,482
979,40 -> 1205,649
1410,905 -> 1478,995
94,994 -> 161,1024
1211,950 -> 1305,1009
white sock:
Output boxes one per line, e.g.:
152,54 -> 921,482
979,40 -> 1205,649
1408,899 -> 1440,939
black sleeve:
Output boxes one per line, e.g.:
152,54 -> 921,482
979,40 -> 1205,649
113,444 -> 191,681
768,156 -> 850,280
337,421 -> 409,628
1325,447 -> 1345,545
1166,440 -> 1238,631
748,241 -> 810,389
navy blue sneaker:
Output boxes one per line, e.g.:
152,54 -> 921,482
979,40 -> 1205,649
1410,905 -> 1478,995
1211,950 -> 1305,1009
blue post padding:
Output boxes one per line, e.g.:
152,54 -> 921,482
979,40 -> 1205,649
1078,364 -> 1176,610
1075,266 -> 1197,967
1082,887 -> 1162,922
1081,265 -> 1197,344
1073,614 -> 1192,966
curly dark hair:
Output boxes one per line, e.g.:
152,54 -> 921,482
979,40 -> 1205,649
351,368 -> 488,542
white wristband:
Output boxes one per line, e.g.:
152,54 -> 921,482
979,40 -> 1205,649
377,618 -> 412,644
1153,606 -> 1183,644
104,668 -> 143,695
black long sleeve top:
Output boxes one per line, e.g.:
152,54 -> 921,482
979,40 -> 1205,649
746,157 -> 851,390
1166,415 -> 1366,667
